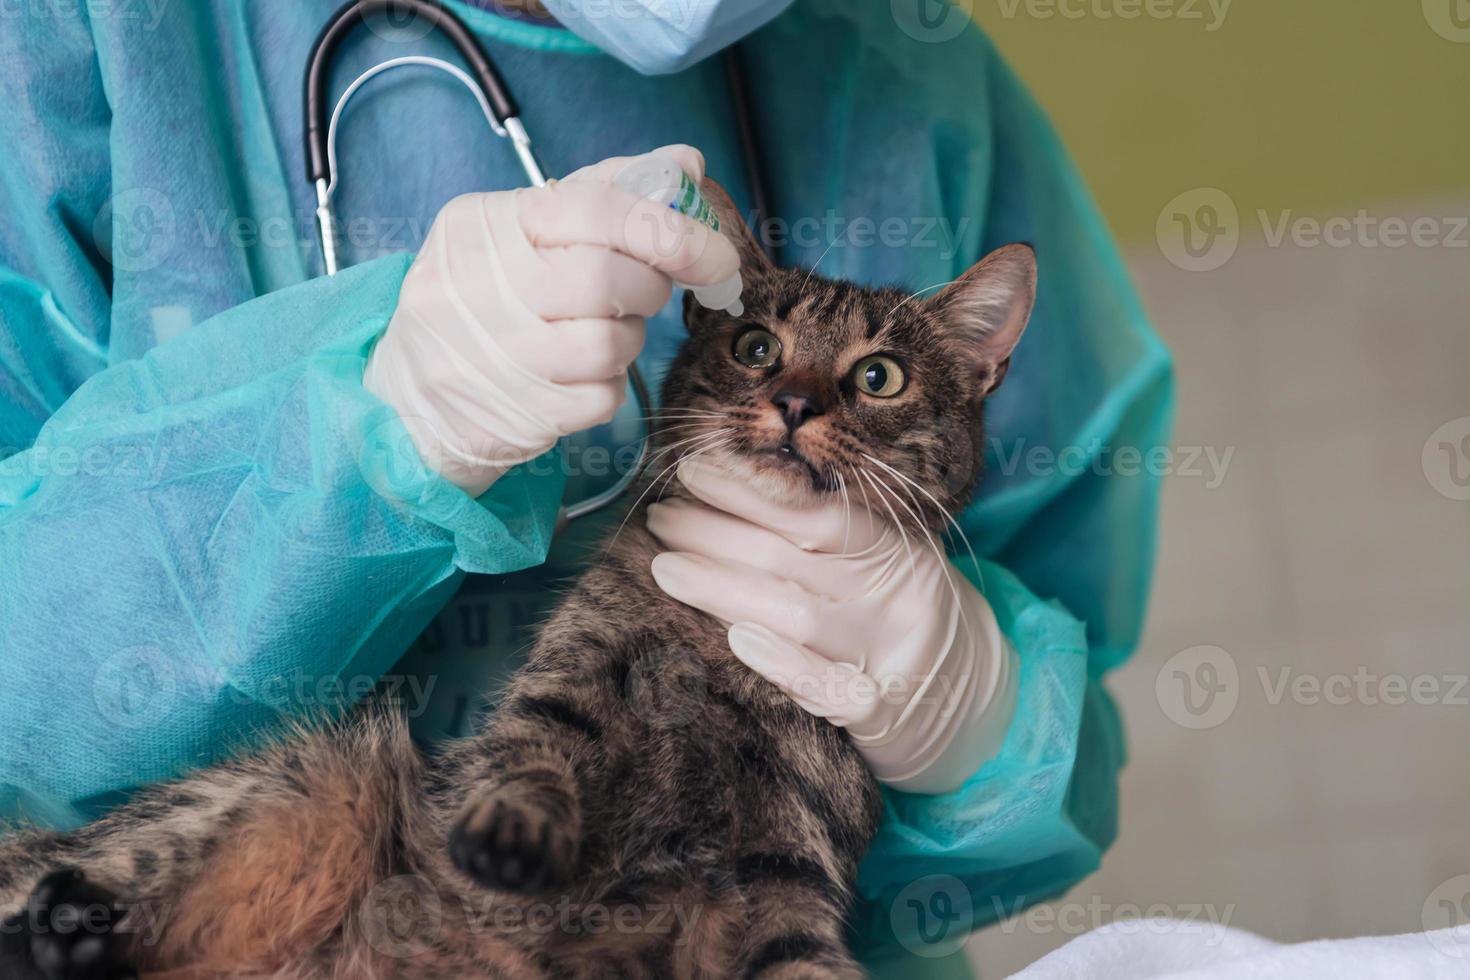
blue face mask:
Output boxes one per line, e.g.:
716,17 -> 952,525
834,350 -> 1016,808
537,0 -> 796,75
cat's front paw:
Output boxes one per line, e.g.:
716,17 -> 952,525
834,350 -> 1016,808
449,780 -> 581,894
0,869 -> 137,980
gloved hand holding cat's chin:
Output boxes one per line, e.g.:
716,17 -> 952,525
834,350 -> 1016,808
363,146 -> 740,497
647,458 -> 1019,795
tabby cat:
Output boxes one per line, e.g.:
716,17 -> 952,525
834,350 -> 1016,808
0,181 -> 1035,980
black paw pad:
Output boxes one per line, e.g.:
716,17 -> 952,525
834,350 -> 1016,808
0,869 -> 137,980
449,795 -> 577,894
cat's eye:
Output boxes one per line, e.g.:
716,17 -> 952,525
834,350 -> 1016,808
732,328 -> 782,369
852,355 -> 906,398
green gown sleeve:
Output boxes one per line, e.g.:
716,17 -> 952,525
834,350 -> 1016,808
0,249 -> 568,827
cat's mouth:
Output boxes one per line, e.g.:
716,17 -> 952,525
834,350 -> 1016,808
753,442 -> 833,492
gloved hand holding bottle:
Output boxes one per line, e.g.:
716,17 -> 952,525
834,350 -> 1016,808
364,146 -> 740,497
648,457 -> 1018,794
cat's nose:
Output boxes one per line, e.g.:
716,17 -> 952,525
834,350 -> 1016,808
772,388 -> 825,430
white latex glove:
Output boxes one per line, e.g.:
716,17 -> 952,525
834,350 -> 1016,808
647,457 -> 1018,794
364,146 -> 739,497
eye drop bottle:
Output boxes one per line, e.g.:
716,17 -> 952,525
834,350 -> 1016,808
615,154 -> 745,317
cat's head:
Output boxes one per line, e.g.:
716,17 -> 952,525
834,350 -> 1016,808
658,180 -> 1036,529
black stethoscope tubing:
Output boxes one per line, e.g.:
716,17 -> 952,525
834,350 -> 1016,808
306,0 -> 519,186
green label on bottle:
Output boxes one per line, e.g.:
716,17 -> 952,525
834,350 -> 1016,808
670,171 -> 720,231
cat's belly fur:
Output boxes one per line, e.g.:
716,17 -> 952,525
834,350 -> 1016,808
515,523 -> 882,889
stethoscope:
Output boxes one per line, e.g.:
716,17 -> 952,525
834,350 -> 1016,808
303,0 -> 774,527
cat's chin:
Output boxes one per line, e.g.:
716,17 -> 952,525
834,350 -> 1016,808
701,448 -> 836,507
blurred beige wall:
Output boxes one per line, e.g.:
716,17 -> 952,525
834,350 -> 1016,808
972,0 -> 1470,244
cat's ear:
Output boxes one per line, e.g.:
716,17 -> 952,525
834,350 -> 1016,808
699,177 -> 774,278
928,244 -> 1036,398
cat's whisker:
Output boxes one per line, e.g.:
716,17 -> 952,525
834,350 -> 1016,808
870,480 -> 922,590
860,452 -> 985,595
860,466 -> 921,540
860,453 -> 949,541
649,420 -> 722,438
886,279 -> 957,318
641,417 -> 729,434
640,411 -> 728,421
645,418 -> 730,434
854,471 -> 906,587
634,440 -> 710,484
863,465 -> 968,631
646,420 -> 729,431
640,406 -> 728,417
834,469 -> 853,556
881,468 -> 927,534
652,424 -> 728,442
803,234 -> 844,289
644,427 -> 733,484
605,429 -> 732,553
858,468 -> 918,585
655,439 -> 730,503
853,463 -> 877,530
863,467 -> 948,584
641,426 -> 731,474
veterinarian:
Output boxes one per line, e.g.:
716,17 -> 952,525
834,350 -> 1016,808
0,1 -> 1172,975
